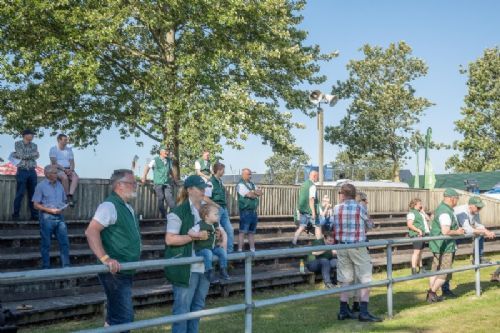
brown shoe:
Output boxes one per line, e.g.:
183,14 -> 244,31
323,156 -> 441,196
491,273 -> 500,282
426,289 -> 443,303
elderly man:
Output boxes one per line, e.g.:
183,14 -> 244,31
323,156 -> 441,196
49,133 -> 79,207
32,165 -> 70,269
165,175 -> 211,333
292,170 -> 321,246
427,188 -> 465,303
142,145 -> 176,218
85,169 -> 142,330
195,150 -> 212,182
12,129 -> 40,221
456,196 -> 495,262
332,183 -> 381,322
236,168 -> 262,252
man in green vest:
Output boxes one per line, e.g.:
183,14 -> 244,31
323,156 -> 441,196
207,162 -> 234,253
85,169 -> 142,329
427,188 -> 464,303
237,168 -> 262,252
165,175 -> 210,333
292,170 -> 320,246
195,149 -> 212,182
142,145 -> 176,218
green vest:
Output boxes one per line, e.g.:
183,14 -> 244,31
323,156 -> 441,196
153,156 -> 172,185
306,239 -> 333,262
164,200 -> 195,287
429,202 -> 459,253
237,179 -> 258,211
210,175 -> 227,208
193,220 -> 219,251
408,208 -> 426,237
101,192 -> 142,275
197,158 -> 211,176
297,179 -> 318,215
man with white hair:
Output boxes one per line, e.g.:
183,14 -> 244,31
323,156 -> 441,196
85,169 -> 142,329
32,164 -> 70,269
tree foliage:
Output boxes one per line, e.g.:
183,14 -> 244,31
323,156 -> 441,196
446,47 -> 500,172
0,0 -> 333,176
264,148 -> 309,185
325,42 -> 433,181
332,151 -> 393,181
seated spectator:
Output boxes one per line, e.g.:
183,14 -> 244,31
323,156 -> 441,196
189,203 -> 230,284
306,230 -> 337,289
49,134 -> 79,207
32,165 -> 70,269
318,195 -> 332,227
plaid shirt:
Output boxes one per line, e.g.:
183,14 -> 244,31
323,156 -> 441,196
332,199 -> 371,244
14,140 -> 39,170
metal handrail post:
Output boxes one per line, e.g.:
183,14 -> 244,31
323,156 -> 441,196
474,236 -> 481,297
386,241 -> 394,318
244,254 -> 253,333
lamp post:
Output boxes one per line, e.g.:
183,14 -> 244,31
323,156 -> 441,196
309,90 -> 338,185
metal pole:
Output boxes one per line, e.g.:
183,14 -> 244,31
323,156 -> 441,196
318,106 -> 324,185
244,255 -> 253,333
386,243 -> 393,318
474,236 -> 481,297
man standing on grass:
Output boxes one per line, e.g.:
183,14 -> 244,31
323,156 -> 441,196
85,169 -> 142,330
427,188 -> 464,303
332,183 -> 382,322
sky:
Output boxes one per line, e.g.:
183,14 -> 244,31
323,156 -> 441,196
0,0 -> 499,179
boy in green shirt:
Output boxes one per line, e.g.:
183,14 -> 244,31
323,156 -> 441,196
189,203 -> 230,283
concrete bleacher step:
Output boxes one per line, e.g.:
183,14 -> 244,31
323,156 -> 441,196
7,240 -> 500,327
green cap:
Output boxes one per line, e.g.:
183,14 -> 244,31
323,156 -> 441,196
468,196 -> 484,208
443,188 -> 460,197
183,175 -> 208,190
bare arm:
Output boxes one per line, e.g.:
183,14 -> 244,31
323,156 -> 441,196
309,197 -> 316,218
85,219 -> 121,273
407,219 -> 423,236
141,165 -> 151,183
441,225 -> 464,236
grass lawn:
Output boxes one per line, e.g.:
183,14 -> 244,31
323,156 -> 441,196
22,256 -> 500,333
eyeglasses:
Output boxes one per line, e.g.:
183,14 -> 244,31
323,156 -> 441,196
120,180 -> 138,187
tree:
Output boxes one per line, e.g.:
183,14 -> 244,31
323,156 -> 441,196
264,149 -> 309,185
325,42 -> 433,182
446,47 -> 500,172
332,151 -> 393,181
0,1 -> 334,177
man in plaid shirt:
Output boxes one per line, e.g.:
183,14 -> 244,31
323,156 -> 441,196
332,183 -> 382,322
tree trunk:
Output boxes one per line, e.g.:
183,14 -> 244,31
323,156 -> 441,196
391,160 -> 400,182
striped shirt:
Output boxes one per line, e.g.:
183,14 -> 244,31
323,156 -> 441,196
14,140 -> 39,170
332,199 -> 370,244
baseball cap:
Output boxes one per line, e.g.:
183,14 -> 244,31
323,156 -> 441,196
443,188 -> 460,197
159,144 -> 169,151
468,196 -> 484,208
183,175 -> 208,190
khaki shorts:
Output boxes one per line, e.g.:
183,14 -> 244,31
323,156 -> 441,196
431,252 -> 453,280
337,247 -> 373,284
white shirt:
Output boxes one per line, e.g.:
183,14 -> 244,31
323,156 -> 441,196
204,181 -> 213,197
93,201 -> 136,227
438,214 -> 452,227
237,182 -> 258,197
49,145 -> 74,168
454,204 -> 484,235
166,199 -> 204,273
407,212 -> 430,233
148,157 -> 170,169
309,184 -> 317,200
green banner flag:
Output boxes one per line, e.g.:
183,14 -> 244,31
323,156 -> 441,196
424,127 -> 436,189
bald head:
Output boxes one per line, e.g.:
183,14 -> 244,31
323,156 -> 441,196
309,170 -> 319,182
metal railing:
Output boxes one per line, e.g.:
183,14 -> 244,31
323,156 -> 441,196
1,233 -> 498,333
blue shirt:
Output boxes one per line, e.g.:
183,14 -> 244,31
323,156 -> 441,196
32,179 -> 67,209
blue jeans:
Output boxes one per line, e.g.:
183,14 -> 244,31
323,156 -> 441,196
219,207 -> 234,253
239,210 -> 258,234
196,247 -> 227,271
98,272 -> 134,331
13,168 -> 38,218
172,272 -> 210,333
39,213 -> 70,269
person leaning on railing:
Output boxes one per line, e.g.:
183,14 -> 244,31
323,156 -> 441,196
427,188 -> 465,303
332,183 -> 382,323
406,198 -> 429,275
85,169 -> 142,330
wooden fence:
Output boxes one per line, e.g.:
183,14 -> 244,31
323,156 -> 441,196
0,175 -> 498,225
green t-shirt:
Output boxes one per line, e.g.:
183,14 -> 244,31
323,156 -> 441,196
306,238 -> 333,262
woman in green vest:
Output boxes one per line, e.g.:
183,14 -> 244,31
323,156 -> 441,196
165,175 -> 211,333
407,198 -> 428,275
